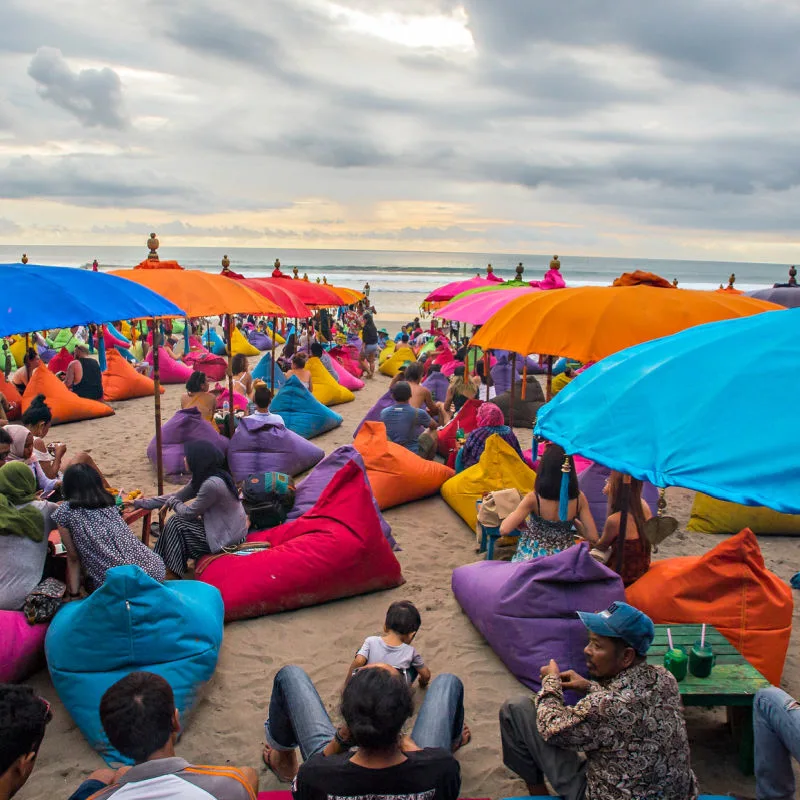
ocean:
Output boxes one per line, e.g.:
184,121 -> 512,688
0,245 -> 792,317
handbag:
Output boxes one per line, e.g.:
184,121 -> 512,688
475,488 -> 523,545
23,578 -> 66,625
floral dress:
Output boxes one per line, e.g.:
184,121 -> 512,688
512,493 -> 577,562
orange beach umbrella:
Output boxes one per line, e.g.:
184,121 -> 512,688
471,285 -> 784,363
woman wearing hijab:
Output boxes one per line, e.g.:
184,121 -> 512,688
0,461 -> 58,610
134,441 -> 247,578
454,403 -> 524,473
5,424 -> 59,496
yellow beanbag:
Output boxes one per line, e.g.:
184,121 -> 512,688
272,329 -> 285,345
378,342 -> 396,365
231,327 -> 260,357
119,321 -> 133,339
307,357 -> 355,406
22,365 -> 114,425
9,336 -> 26,367
688,492 -> 800,535
441,434 -> 536,530
379,346 -> 416,377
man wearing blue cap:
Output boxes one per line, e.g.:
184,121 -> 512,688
499,601 -> 697,799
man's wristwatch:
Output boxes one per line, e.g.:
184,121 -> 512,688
334,729 -> 354,749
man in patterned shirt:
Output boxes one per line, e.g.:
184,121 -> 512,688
499,601 -> 698,800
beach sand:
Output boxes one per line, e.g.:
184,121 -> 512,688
16,346 -> 800,799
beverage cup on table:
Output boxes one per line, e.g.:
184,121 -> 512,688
689,642 -> 715,678
663,646 -> 688,682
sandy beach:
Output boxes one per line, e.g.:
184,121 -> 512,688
15,337 -> 800,800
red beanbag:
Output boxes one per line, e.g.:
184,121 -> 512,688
47,347 -> 73,375
195,460 -> 404,621
438,398 -> 483,458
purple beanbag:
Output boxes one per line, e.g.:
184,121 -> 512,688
0,611 -> 48,682
422,371 -> 450,403
227,416 -> 324,481
288,445 -> 396,549
147,407 -> 229,483
516,355 -> 545,374
248,332 -> 273,351
353,389 -> 394,437
452,544 -> 624,698
490,356 -> 513,396
578,462 -> 660,534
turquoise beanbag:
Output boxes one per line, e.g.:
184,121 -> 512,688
252,352 -> 286,391
271,375 -> 342,439
46,565 -> 223,765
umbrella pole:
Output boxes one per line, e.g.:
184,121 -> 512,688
152,317 -> 164,496
509,353 -> 517,428
614,474 -> 632,576
546,355 -> 554,401
226,314 -> 235,438
205,319 -> 212,351
270,316 -> 277,390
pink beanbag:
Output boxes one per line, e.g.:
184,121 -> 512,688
331,358 -> 365,391
145,347 -> 193,383
184,352 -> 227,382
0,611 -> 48,682
215,387 -> 248,411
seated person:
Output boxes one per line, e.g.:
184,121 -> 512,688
67,671 -> 257,800
0,461 -> 58,611
499,601 -> 697,799
247,383 -> 284,426
262,663 -> 468,794
286,354 -> 313,392
347,601 -> 431,688
11,348 -> 40,395
455,402 -> 523,473
53,463 -> 165,597
551,367 -> 575,397
4,425 -> 58,496
753,686 -> 800,800
474,360 -> 495,401
403,363 -> 443,425
21,394 -> 108,485
380,381 -> 437,459
181,371 -> 218,425
64,344 -> 104,400
230,353 -> 254,399
441,366 -> 477,415
310,342 -> 338,382
592,471 -> 653,586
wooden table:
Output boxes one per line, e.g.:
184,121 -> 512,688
647,624 -> 770,775
123,507 -> 153,546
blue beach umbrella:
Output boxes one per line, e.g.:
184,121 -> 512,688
534,307 -> 796,512
0,263 -> 185,337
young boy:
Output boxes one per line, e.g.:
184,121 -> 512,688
348,601 -> 431,687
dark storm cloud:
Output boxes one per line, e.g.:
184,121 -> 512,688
28,47 -> 127,128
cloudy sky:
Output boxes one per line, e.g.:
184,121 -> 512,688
1,0 -> 799,260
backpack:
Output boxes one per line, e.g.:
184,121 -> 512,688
242,472 -> 296,531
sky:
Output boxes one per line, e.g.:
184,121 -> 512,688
1,0 -> 800,261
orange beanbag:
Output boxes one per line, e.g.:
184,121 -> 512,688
626,529 -> 793,684
354,421 -> 454,510
0,374 -> 22,420
22,365 -> 114,425
102,349 -> 163,402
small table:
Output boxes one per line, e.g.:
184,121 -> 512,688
648,624 -> 770,775
123,507 -> 153,547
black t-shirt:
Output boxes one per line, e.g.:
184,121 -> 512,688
292,748 -> 460,800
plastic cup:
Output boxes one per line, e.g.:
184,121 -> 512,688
663,646 -> 688,682
689,643 -> 715,678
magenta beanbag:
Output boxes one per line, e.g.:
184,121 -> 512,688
0,611 -> 47,682
145,347 -> 193,384
147,407 -> 229,482
452,545 -> 624,697
331,358 -> 365,391
228,416 -> 324,482
184,352 -> 227,382
195,461 -> 404,620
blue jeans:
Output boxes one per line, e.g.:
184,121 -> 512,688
754,686 -> 800,800
264,665 -> 464,758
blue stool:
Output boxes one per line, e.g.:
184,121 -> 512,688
478,522 -> 502,560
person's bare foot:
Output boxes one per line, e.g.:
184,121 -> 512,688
262,744 -> 298,783
452,723 -> 471,752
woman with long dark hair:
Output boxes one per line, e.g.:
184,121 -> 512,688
593,471 -> 652,585
134,441 -> 246,578
501,443 -> 597,560
359,313 -> 379,378
11,348 -> 41,394
180,371 -> 217,424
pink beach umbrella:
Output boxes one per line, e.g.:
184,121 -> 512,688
423,272 -> 504,304
434,286 -> 540,326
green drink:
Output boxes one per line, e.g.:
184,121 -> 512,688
663,646 -> 688,681
689,643 -> 715,678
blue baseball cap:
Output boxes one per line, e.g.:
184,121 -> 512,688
577,601 -> 655,656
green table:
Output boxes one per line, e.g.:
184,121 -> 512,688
648,624 -> 770,775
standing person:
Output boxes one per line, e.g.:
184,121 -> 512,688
592,471 -> 653,586
752,686 -> 800,800
500,443 -> 597,560
52,463 -> 165,596
134,441 -> 247,579
64,344 -> 103,400
363,281 -> 370,298
262,663 -> 467,796
359,314 -> 379,378
499,602 -> 697,800
380,382 -> 438,458
286,354 -> 313,392
67,672 -> 257,800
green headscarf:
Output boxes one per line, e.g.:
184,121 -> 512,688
0,462 -> 45,542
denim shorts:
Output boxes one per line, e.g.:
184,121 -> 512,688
364,343 -> 379,355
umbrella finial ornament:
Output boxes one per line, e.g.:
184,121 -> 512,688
789,266 -> 797,286
21,253 -> 28,264
550,255 -> 561,271
272,258 -> 283,277
515,262 -> 524,280
316,276 -> 321,283
147,232 -> 160,261
221,254 -> 230,272
292,266 -> 299,279
719,283 -> 724,289
323,276 -> 328,284
672,278 -> 679,287
303,272 -> 309,281
727,273 -> 736,290
487,263 -> 493,275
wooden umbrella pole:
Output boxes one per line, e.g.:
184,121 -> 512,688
226,314 -> 235,438
152,317 -> 164,496
615,474 -> 632,575
270,316 -> 277,390
546,355 -> 554,401
509,353 -> 517,428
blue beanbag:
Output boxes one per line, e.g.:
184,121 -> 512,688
46,565 -> 223,766
107,322 -> 131,344
252,352 -> 286,391
203,328 -> 227,356
272,375 -> 342,439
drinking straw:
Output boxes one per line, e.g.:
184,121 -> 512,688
667,628 -> 674,650
701,624 -> 706,648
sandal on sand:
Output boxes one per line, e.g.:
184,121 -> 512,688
262,744 -> 294,784
453,724 -> 471,752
